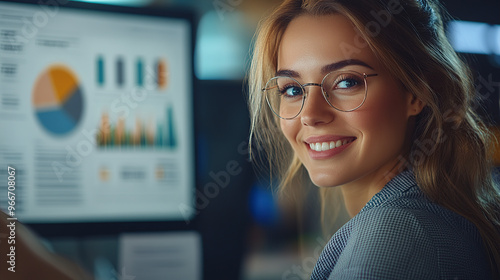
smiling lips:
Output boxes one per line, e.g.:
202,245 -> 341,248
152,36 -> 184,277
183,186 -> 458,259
308,138 -> 355,152
305,136 -> 356,159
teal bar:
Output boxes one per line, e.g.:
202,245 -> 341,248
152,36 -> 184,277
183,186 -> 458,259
116,57 -> 124,87
167,105 -> 177,149
97,56 -> 104,86
136,58 -> 143,86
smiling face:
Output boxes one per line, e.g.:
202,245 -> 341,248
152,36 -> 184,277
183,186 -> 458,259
277,14 -> 423,189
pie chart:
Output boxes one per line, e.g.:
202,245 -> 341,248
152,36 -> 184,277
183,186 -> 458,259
32,65 -> 83,135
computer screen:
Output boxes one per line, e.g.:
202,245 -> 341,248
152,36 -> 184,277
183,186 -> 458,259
0,0 -> 196,228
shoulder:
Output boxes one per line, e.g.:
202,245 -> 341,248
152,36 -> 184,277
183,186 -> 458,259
352,202 -> 485,256
330,207 -> 438,279
355,199 -> 454,237
354,206 -> 429,234
329,206 -> 490,279
350,207 -> 438,258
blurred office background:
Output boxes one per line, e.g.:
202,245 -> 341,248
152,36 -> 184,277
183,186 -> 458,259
1,0 -> 499,279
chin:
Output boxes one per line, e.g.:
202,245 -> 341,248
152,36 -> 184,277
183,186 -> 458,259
309,172 -> 345,188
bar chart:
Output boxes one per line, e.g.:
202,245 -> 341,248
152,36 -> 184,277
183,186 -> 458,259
96,105 -> 177,149
96,56 -> 168,89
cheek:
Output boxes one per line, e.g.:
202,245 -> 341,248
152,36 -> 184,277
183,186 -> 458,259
280,119 -> 303,153
368,98 -> 405,122
280,119 -> 297,143
354,91 -> 410,144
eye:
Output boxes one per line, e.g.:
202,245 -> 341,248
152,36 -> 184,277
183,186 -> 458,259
280,84 -> 303,98
335,76 -> 361,89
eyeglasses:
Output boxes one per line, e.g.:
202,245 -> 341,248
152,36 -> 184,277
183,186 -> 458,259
262,70 -> 378,119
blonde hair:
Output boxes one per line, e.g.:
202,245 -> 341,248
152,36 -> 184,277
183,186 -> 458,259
248,0 -> 500,277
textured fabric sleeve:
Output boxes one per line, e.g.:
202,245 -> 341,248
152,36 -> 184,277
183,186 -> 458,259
328,208 -> 439,280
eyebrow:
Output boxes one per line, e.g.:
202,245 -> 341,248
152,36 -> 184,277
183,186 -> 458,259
275,59 -> 374,77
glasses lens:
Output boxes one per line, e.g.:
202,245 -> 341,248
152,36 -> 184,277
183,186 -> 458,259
322,71 -> 367,111
264,76 -> 304,119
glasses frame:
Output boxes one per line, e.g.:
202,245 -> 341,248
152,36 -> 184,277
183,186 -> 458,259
262,70 -> 378,120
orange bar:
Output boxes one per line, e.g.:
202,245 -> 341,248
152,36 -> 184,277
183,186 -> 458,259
157,59 -> 167,90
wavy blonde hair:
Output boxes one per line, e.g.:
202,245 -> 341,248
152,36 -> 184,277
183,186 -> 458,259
248,0 -> 500,277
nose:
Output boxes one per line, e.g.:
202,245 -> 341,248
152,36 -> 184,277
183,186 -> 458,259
300,85 -> 335,126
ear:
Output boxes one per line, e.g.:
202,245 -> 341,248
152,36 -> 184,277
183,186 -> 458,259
406,92 -> 426,117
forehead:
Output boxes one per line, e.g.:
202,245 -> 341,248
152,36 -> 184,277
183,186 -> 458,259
277,14 -> 379,73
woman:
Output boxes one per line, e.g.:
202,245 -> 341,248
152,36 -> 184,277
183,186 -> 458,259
248,0 -> 500,279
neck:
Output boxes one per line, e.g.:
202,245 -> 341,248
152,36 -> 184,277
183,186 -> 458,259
340,161 -> 405,217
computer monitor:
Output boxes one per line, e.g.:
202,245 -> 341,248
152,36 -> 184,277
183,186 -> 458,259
0,0 -> 196,235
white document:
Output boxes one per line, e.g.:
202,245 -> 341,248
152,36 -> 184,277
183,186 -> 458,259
118,231 -> 202,280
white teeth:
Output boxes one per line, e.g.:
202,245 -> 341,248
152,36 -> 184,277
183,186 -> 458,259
321,142 -> 329,150
309,139 -> 354,152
